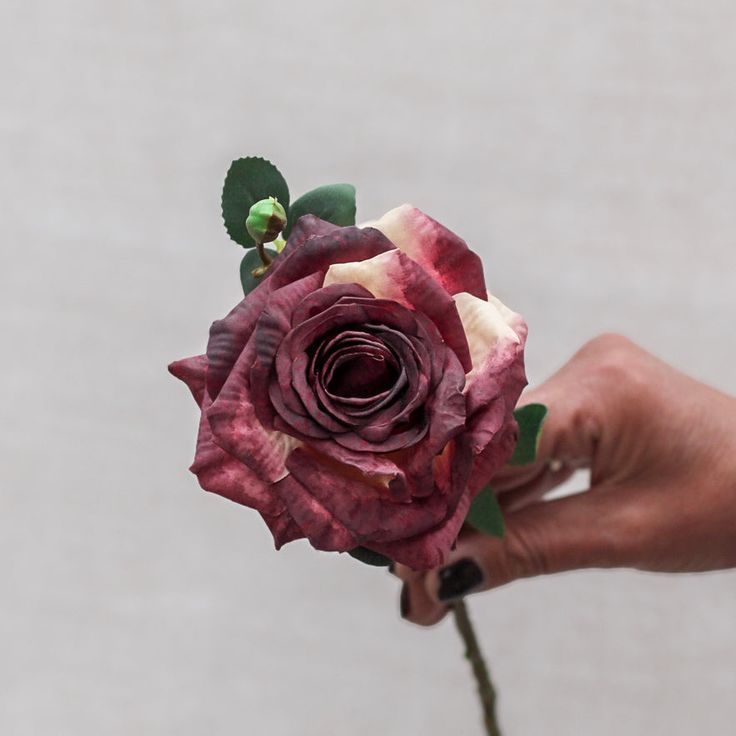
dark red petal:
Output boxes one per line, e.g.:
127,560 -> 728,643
270,225 -> 395,291
205,281 -> 272,400
168,354 -> 207,407
190,396 -> 285,519
272,298 -> 427,440
400,347 -> 467,497
368,440 -> 475,570
259,510 -> 304,550
249,272 -> 325,430
284,448 -> 450,543
464,337 -> 528,493
273,474 -> 357,551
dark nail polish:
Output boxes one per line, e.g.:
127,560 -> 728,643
388,562 -> 396,575
437,558 -> 483,601
400,584 -> 411,618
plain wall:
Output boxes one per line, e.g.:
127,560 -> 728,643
1,2 -> 735,734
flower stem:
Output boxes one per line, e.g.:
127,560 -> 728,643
256,240 -> 273,268
451,599 -> 502,736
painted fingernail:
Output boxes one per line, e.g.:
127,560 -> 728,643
437,558 -> 483,601
400,583 -> 411,618
388,562 -> 396,575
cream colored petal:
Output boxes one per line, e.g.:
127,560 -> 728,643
323,250 -> 402,300
453,291 -> 521,382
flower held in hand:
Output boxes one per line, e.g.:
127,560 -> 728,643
170,205 -> 527,570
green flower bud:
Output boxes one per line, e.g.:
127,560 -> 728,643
245,196 -> 287,245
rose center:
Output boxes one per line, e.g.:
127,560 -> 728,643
325,353 -> 399,399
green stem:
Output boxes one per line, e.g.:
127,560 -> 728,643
451,599 -> 502,736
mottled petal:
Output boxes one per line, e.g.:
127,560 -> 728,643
454,291 -> 524,389
454,290 -> 528,491
190,396 -> 284,518
270,224 -> 395,290
369,440 -> 475,570
259,510 -> 304,550
368,204 -> 487,300
205,282 -> 272,401
285,448 -> 450,543
274,474 -> 357,551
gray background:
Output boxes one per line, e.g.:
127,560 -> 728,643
2,1 -> 735,734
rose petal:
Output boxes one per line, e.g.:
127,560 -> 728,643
169,354 -> 207,407
368,440 -> 475,570
205,277 -> 322,483
454,291 -> 524,387
190,395 -> 285,519
285,448 -> 451,543
250,272 -> 326,430
368,204 -> 487,300
270,224 -> 395,291
453,290 -> 528,491
273,474 -> 357,551
260,510 -> 304,550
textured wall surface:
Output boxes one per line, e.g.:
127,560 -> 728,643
1,2 -> 735,734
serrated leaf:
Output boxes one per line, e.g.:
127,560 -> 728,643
283,183 -> 356,239
240,247 -> 278,296
347,546 -> 392,567
222,157 -> 290,248
465,486 -> 504,538
509,403 -> 548,466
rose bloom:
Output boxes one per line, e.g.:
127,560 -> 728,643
170,206 -> 527,570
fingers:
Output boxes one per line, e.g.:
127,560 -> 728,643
498,460 -> 576,513
391,564 -> 449,626
398,485 -> 628,626
492,335 -> 642,499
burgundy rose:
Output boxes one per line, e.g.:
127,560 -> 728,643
170,205 -> 527,570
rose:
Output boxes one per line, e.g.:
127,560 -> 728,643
169,205 -> 527,570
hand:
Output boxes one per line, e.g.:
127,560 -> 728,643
395,334 -> 736,626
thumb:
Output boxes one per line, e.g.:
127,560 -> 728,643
427,486 -> 627,604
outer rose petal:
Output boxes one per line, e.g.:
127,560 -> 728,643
284,448 -> 452,543
367,204 -> 487,300
274,474 -> 357,551
189,394 -> 302,548
259,510 -> 304,550
206,280 -> 273,400
168,354 -> 207,407
324,249 -> 472,373
205,279 -> 322,484
368,440 -> 475,570
269,224 -> 395,290
454,290 -> 528,493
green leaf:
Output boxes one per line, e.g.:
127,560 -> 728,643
347,546 -> 392,567
240,247 -> 277,296
283,183 -> 356,239
509,403 -> 548,466
465,486 -> 504,538
222,157 -> 290,248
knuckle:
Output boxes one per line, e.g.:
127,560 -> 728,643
577,334 -> 651,397
576,333 -> 636,363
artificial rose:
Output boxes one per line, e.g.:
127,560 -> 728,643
170,205 -> 527,570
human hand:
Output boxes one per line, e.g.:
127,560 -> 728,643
395,334 -> 736,625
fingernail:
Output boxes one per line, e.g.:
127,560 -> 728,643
388,562 -> 396,575
400,583 -> 411,618
437,558 -> 483,601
